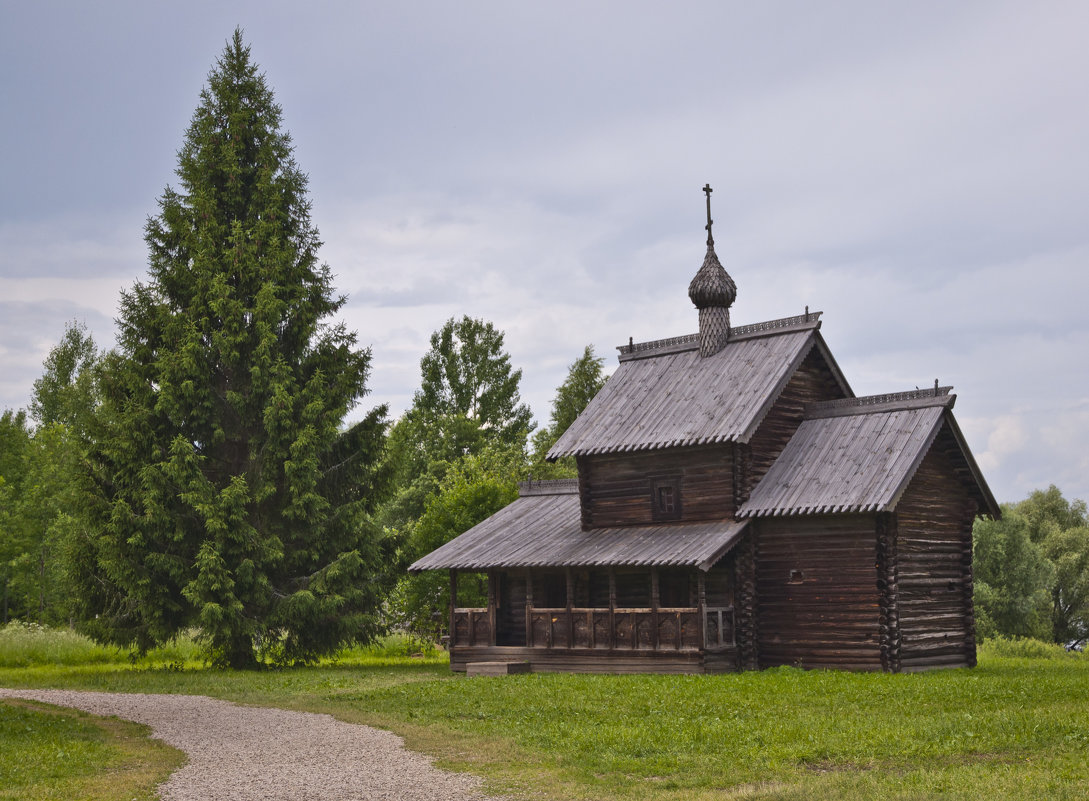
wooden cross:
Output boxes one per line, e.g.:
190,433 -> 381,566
703,183 -> 714,245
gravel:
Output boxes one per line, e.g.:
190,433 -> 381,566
0,688 -> 504,801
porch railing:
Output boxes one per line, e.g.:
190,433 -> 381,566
451,607 -> 490,647
452,605 -> 735,651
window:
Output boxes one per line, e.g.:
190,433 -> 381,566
651,476 -> 682,521
658,485 -> 676,513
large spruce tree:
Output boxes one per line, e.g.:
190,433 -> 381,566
75,31 -> 388,667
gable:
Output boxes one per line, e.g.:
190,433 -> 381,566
549,313 -> 849,459
745,342 -> 851,490
738,389 -> 998,519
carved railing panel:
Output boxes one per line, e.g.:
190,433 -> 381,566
451,608 -> 490,647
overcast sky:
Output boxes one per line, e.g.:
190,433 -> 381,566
2,1 -> 1087,505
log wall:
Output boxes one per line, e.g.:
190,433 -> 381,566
894,428 -> 978,670
733,530 -> 759,670
755,515 -> 882,670
578,445 -> 734,528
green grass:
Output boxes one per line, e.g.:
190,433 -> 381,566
0,697 -> 184,801
1,627 -> 1087,800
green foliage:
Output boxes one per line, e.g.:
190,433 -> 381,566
1,350 -> 91,626
29,320 -> 99,437
0,622 -> 195,669
387,445 -> 523,636
73,31 -> 389,667
531,344 -> 607,468
973,512 -> 1055,640
978,635 -> 1084,661
376,316 -> 533,600
0,410 -> 32,622
974,486 -> 1089,647
408,315 -> 533,468
1044,524 -> 1089,645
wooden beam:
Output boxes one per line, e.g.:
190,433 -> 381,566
651,568 -> 660,651
609,568 -> 617,650
525,570 -> 534,648
488,571 -> 497,647
565,567 -> 574,650
697,571 -> 706,651
449,570 -> 457,651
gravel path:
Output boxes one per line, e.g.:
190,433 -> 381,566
0,689 -> 503,801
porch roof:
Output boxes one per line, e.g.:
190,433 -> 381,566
408,481 -> 748,573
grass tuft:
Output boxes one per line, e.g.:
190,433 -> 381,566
978,635 -> 1086,661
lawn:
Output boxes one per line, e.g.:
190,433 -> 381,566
0,696 -> 184,801
1,625 -> 1087,800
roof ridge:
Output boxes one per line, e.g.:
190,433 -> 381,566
518,478 -> 580,496
730,310 -> 822,338
616,311 -> 823,361
806,387 -> 955,419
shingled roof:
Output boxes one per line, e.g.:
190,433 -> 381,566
738,388 -> 1000,518
408,479 -> 749,573
547,312 -> 851,459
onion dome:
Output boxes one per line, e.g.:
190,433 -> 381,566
688,244 -> 737,309
689,184 -> 736,357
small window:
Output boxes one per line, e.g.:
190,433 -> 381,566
658,485 -> 676,513
788,569 -> 805,584
651,476 -> 682,521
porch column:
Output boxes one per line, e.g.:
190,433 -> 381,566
488,570 -> 497,647
565,567 -> 574,648
608,568 -> 617,650
449,570 -> 457,649
651,568 -> 660,651
525,571 -> 534,647
697,571 -> 706,650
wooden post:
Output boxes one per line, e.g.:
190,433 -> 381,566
608,568 -> 617,650
697,571 -> 706,650
449,570 -> 458,650
525,570 -> 534,647
651,568 -> 660,651
565,567 -> 574,649
488,570 -> 497,647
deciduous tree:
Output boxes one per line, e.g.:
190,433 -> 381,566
409,316 -> 533,468
973,485 -> 1089,646
531,344 -> 607,470
386,444 -> 522,636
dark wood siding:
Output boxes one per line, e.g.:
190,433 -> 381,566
755,515 -> 882,670
496,572 -> 527,646
895,428 -> 978,670
745,347 -> 848,498
579,445 -> 734,528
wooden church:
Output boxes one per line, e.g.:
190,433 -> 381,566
410,187 -> 999,674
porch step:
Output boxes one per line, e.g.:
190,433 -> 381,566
465,660 -> 531,677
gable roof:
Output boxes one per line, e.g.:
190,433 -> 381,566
548,312 -> 852,459
408,480 -> 749,574
737,388 -> 1000,519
